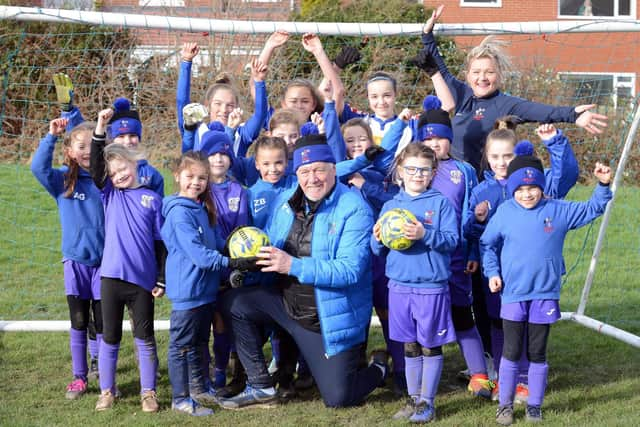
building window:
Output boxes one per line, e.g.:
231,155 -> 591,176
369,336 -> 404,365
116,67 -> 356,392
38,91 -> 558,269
558,72 -> 635,109
558,0 -> 633,18
460,0 -> 502,8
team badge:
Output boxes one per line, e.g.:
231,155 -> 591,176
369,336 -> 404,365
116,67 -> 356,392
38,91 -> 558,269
544,217 -> 554,233
424,210 -> 434,225
228,196 -> 240,212
523,168 -> 536,184
328,222 -> 337,235
450,169 -> 463,185
140,175 -> 150,185
141,194 -> 154,208
473,108 -> 485,121
301,148 -> 311,164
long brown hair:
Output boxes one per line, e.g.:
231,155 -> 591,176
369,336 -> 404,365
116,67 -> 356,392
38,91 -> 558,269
174,151 -> 217,226
63,122 -> 94,198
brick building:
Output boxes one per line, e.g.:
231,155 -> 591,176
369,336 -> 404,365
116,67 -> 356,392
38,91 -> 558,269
429,0 -> 639,106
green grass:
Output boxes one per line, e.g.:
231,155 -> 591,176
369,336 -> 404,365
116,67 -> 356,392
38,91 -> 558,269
1,163 -> 639,425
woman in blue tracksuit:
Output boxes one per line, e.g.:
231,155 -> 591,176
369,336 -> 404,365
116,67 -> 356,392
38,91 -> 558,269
481,156 -> 611,425
218,135 -> 385,410
418,5 -> 608,174
464,120 -> 579,396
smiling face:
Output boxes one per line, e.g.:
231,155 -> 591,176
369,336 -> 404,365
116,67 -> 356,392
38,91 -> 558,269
296,161 -> 336,202
176,162 -> 209,201
66,130 -> 91,170
108,157 -> 138,189
367,79 -> 396,120
343,124 -> 373,159
209,87 -> 237,126
398,156 -> 434,196
466,56 -> 501,98
270,123 -> 300,153
486,138 -> 515,180
207,153 -> 231,182
255,146 -> 287,184
281,85 -> 316,122
514,184 -> 543,209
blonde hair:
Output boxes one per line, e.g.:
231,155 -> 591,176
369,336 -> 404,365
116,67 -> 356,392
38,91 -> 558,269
103,144 -> 144,185
465,36 -> 513,86
174,151 -> 217,226
254,135 -> 288,159
62,122 -> 94,198
482,115 -> 519,172
268,108 -> 303,132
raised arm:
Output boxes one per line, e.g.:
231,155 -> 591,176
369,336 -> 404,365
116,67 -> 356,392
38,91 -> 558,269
302,33 -> 346,115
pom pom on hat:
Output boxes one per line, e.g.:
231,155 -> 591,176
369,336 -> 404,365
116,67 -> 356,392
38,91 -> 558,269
422,95 -> 442,112
300,122 -> 319,137
506,155 -> 545,196
514,140 -> 535,157
108,97 -> 142,140
199,121 -> 234,164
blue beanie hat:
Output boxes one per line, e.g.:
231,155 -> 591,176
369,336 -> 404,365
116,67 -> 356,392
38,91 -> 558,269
199,122 -> 234,164
416,108 -> 453,142
109,97 -> 142,140
506,155 -> 545,196
514,140 -> 535,157
300,122 -> 319,136
293,133 -> 335,172
422,95 -> 442,112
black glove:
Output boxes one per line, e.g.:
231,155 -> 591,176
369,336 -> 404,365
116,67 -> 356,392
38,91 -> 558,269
228,256 -> 261,272
333,46 -> 361,69
365,145 -> 385,161
409,50 -> 439,77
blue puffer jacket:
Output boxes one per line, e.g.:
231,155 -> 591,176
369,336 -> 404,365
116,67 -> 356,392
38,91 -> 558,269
265,182 -> 374,357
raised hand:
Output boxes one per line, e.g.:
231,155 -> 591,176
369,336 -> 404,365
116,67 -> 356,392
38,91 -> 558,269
423,4 -> 444,34
49,118 -> 68,136
535,123 -> 558,140
181,42 -> 199,62
593,161 -> 612,185
575,104 -> 608,134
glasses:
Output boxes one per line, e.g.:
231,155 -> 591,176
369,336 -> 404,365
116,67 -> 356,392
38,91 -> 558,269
297,167 -> 329,179
402,165 -> 433,176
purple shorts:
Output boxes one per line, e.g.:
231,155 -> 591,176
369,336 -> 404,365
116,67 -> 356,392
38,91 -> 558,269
501,300 -> 561,324
448,252 -> 472,306
388,285 -> 457,348
63,260 -> 101,300
372,254 -> 389,309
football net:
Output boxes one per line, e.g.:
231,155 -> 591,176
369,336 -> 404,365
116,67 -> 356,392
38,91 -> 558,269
0,6 -> 638,348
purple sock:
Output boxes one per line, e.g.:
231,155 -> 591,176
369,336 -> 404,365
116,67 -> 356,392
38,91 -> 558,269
421,355 -> 443,406
134,337 -> 158,392
88,337 -> 99,360
498,357 -> 519,407
404,356 -> 423,398
70,328 -> 88,380
527,362 -> 548,407
491,325 -> 504,374
213,331 -> 231,371
98,341 -> 120,392
457,327 -> 487,375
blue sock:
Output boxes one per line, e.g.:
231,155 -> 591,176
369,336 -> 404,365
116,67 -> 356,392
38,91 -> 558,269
69,328 -> 88,380
421,355 -> 443,406
527,362 -> 548,407
98,341 -> 120,392
457,327 -> 487,375
135,337 -> 158,392
404,355 -> 423,399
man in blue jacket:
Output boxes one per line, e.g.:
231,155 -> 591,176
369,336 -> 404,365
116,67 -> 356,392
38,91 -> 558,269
219,134 -> 386,409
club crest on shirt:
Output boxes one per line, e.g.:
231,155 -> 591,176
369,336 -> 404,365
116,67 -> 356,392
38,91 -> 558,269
328,222 -> 337,235
228,196 -> 240,212
253,198 -> 266,214
141,194 -> 154,208
424,210 -> 435,225
473,108 -> 485,121
544,217 -> 554,233
450,169 -> 463,185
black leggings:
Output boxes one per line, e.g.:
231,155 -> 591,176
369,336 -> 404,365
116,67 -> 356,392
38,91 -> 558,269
502,320 -> 550,363
100,277 -> 155,344
67,295 -> 102,333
